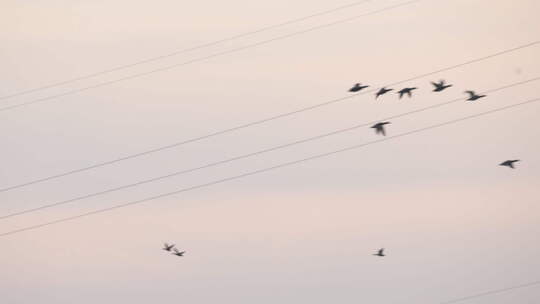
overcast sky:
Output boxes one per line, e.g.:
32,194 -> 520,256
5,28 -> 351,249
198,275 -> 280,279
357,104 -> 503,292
1,0 -> 539,303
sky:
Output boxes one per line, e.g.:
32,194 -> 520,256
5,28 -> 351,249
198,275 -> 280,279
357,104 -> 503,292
1,0 -> 540,303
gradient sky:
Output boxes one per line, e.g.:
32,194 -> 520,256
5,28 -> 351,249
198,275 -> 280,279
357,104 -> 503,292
1,0 -> 540,303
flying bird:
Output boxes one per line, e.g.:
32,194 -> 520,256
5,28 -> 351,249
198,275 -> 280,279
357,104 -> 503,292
373,248 -> 385,257
431,80 -> 452,92
375,87 -> 393,99
465,90 -> 486,101
499,160 -> 520,169
397,87 -> 417,99
349,83 -> 369,92
371,122 -> 391,136
163,243 -> 175,251
172,248 -> 186,257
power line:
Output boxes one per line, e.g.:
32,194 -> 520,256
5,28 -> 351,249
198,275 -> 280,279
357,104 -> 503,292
2,76 -> 539,220
1,96 -> 538,237
438,280 -> 540,304
0,0 -> 374,102
0,41 -> 537,194
0,0 -> 421,113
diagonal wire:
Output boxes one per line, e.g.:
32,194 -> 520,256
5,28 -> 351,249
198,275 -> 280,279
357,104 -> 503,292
0,0 -> 421,113
0,0 -> 374,101
438,280 -> 540,304
1,96 -> 539,237
1,76 -> 539,220
0,40 -> 538,194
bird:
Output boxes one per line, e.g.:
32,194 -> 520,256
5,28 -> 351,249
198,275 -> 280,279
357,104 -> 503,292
464,90 -> 486,101
431,80 -> 452,92
375,87 -> 393,99
499,160 -> 520,169
397,87 -> 417,99
172,248 -> 186,257
371,122 -> 391,136
349,83 -> 369,92
373,248 -> 385,257
163,243 -> 175,251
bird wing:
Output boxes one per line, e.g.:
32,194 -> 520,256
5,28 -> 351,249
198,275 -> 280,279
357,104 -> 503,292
381,127 -> 386,136
465,91 -> 475,97
431,81 -> 438,87
378,249 -> 384,255
376,89 -> 387,97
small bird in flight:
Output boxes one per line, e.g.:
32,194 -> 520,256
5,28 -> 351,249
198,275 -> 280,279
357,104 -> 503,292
375,87 -> 393,99
172,248 -> 186,257
371,122 -> 391,136
349,83 -> 369,92
499,160 -> 520,169
397,87 -> 417,99
465,91 -> 486,101
373,248 -> 385,257
163,243 -> 175,251
431,80 -> 452,92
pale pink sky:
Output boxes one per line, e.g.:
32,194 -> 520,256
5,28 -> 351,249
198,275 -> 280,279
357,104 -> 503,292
1,0 -> 540,303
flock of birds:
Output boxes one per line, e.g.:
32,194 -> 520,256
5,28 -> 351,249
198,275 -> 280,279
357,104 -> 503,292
348,80 -> 485,100
161,80 -> 520,260
350,80 -> 519,167
162,243 -> 185,257
359,80 -> 517,258
350,80 -> 487,138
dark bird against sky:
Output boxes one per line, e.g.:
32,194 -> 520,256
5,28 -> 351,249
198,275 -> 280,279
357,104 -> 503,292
397,87 -> 417,99
465,90 -> 486,101
375,87 -> 393,99
373,248 -> 385,257
172,248 -> 186,257
431,80 -> 452,92
371,122 -> 391,136
349,83 -> 369,92
499,160 -> 520,169
163,243 -> 175,251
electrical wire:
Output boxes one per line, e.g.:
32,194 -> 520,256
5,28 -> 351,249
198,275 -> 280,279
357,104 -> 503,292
1,96 -> 538,237
0,40 -> 537,194
1,76 -> 539,220
438,280 -> 540,304
0,0 -> 422,112
0,0 -> 374,101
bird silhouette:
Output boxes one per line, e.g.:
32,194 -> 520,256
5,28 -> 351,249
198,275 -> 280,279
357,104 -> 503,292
172,248 -> 186,257
349,83 -> 369,92
373,248 -> 385,257
163,243 -> 175,251
375,87 -> 393,99
371,122 -> 391,136
431,80 -> 452,92
499,160 -> 520,169
465,90 -> 486,101
397,87 -> 417,99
